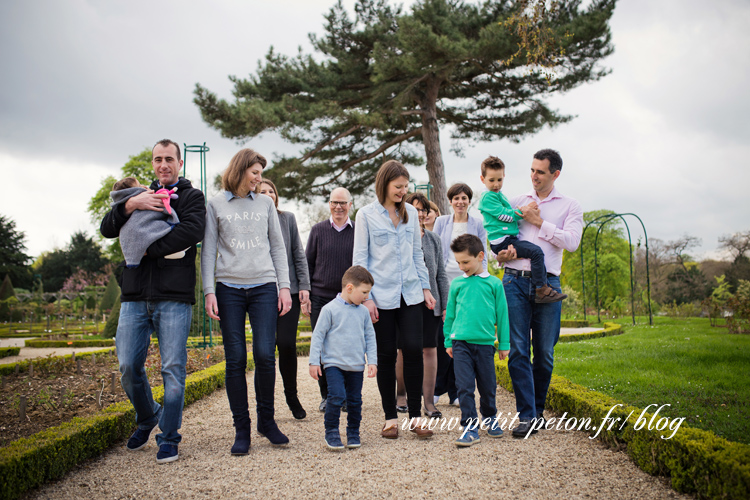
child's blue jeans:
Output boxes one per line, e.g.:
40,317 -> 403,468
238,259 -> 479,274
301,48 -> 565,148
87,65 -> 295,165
452,340 -> 497,428
324,366 -> 364,439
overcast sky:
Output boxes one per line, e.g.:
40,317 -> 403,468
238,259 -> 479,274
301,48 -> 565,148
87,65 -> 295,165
1,0 -> 748,260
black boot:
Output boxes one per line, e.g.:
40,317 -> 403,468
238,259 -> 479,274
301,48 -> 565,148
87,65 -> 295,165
286,393 -> 307,420
231,420 -> 251,455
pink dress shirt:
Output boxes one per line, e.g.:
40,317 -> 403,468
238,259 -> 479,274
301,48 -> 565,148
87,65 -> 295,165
504,186 -> 583,276
330,216 -> 353,232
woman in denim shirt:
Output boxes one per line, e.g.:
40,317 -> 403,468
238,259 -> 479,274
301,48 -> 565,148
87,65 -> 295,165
353,160 -> 436,439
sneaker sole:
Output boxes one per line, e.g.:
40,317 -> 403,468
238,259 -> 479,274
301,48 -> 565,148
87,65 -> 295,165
326,443 -> 345,451
455,438 -> 481,447
156,454 -> 179,464
346,443 -> 361,449
487,432 -> 504,438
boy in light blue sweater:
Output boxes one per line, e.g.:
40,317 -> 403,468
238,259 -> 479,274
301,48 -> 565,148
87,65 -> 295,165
309,265 -> 378,451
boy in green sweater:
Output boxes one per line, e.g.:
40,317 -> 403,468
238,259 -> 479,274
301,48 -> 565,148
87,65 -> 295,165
445,234 -> 510,447
477,155 -> 566,303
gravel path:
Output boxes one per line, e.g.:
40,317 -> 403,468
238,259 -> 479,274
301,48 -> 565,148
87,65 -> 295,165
30,357 -> 690,500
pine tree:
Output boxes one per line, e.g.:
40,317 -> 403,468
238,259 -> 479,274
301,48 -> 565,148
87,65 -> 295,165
194,0 -> 616,213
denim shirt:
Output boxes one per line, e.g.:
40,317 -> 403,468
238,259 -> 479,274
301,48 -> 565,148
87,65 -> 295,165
353,201 -> 431,310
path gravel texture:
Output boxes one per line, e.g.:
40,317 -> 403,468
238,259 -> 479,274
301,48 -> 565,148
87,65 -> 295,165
29,357 -> 690,500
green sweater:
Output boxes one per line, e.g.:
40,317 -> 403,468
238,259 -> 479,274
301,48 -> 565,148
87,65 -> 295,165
443,272 -> 510,351
478,190 -> 522,241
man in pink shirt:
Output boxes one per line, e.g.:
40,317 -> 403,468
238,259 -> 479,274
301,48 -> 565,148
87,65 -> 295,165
496,149 -> 583,438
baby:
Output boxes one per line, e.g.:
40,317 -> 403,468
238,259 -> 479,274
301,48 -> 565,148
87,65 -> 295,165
110,177 -> 187,267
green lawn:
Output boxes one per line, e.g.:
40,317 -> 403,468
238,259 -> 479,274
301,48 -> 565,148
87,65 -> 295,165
553,317 -> 750,445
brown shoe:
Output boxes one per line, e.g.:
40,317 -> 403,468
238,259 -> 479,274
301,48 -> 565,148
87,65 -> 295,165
381,424 -> 399,439
409,423 -> 434,439
535,285 -> 567,304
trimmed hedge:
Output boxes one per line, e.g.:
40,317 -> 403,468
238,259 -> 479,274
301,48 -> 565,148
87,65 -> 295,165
494,358 -> 750,498
0,348 -> 115,377
0,347 -> 20,358
0,358 -> 240,500
296,341 -> 311,357
557,322 -> 623,343
560,319 -> 591,328
24,339 -> 115,348
0,333 -> 47,339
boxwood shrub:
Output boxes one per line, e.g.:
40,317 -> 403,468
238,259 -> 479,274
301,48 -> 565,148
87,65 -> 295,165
494,356 -> 750,499
24,339 -> 115,348
0,348 -> 115,376
557,322 -> 623,343
0,358 -> 240,500
0,347 -> 20,358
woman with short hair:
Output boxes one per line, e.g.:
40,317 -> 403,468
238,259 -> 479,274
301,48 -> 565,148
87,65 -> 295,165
431,182 -> 488,407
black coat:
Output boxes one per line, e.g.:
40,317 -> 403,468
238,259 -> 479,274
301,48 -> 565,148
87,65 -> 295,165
101,177 -> 206,304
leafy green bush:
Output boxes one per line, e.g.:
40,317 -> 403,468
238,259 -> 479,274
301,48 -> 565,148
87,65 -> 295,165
102,296 -> 120,339
0,347 -> 20,358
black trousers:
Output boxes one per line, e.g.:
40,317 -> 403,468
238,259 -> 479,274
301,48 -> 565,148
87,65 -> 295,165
375,297 -> 423,420
310,294 -> 336,399
276,294 -> 301,400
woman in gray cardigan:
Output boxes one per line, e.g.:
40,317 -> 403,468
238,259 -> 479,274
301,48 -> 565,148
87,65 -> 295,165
260,179 -> 312,420
395,193 -> 451,418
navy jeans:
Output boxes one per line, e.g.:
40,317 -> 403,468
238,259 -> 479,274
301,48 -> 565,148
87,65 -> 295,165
324,366 -> 363,439
116,300 -> 191,446
491,236 -> 548,290
503,274 -> 562,420
452,340 -> 497,427
215,282 -> 278,428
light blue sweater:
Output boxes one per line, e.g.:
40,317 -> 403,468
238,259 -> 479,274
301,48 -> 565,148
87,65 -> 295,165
309,295 -> 378,372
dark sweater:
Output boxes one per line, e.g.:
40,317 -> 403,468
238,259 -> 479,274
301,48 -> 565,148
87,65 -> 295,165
305,220 -> 355,299
101,177 -> 206,304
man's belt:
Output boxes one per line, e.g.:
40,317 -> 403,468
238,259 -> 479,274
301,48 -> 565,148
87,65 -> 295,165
503,268 -> 557,279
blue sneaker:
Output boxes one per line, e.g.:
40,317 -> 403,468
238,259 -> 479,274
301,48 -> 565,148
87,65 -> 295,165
156,444 -> 179,464
325,431 -> 345,451
487,419 -> 504,438
455,429 -> 481,447
346,435 -> 361,449
126,426 -> 155,451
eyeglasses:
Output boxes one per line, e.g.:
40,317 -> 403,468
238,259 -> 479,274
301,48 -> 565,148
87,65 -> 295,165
416,208 -> 430,214
329,201 -> 350,207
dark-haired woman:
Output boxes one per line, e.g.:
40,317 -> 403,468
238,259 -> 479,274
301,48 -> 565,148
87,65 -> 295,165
259,178 -> 311,420
202,149 -> 293,455
353,160 -> 436,439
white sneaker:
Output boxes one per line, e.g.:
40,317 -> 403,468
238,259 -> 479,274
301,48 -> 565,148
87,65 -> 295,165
433,395 -> 440,406
452,398 -> 460,407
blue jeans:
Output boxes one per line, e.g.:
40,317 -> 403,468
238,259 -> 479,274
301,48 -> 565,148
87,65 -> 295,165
215,282 -> 278,428
452,340 -> 497,427
503,273 -> 562,420
116,300 -> 191,446
324,366 -> 363,439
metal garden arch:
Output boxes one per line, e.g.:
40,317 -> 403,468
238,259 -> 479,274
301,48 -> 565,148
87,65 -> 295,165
580,213 -> 653,325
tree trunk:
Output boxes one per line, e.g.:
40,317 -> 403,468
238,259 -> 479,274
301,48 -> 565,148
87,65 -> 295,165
420,78 -> 449,216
